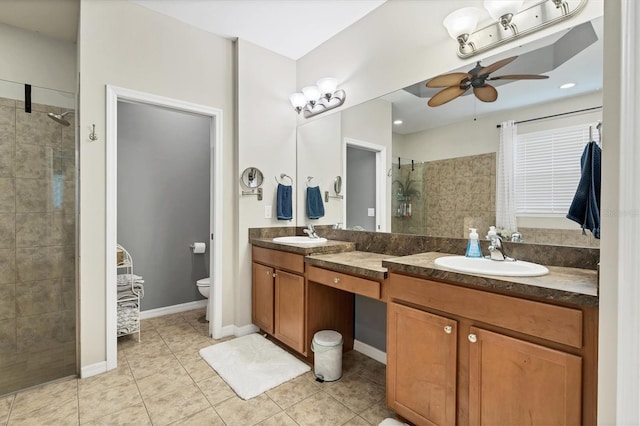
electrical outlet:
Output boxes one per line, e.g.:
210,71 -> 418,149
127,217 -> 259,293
264,205 -> 272,219
368,208 -> 375,217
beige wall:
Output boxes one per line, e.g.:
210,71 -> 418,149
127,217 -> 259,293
236,39 -> 297,327
78,0 -> 234,368
598,0 -> 622,423
0,23 -> 76,94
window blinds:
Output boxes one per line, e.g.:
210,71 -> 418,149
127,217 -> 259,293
514,124 -> 592,215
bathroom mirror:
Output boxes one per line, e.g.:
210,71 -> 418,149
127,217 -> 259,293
296,16 -> 603,247
334,176 -> 342,195
240,167 -> 264,189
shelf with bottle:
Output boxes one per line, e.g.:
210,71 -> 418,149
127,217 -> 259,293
395,200 -> 412,218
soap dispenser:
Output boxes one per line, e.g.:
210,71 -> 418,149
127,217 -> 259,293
465,228 -> 483,258
487,226 -> 497,240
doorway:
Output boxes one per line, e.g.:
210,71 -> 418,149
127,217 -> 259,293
105,86 -> 223,370
343,138 -> 387,232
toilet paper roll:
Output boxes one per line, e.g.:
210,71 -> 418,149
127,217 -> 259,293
192,242 -> 206,254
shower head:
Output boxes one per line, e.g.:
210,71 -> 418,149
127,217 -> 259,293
47,111 -> 74,126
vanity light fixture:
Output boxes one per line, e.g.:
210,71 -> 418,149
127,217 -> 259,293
443,0 -> 588,58
290,77 -> 346,118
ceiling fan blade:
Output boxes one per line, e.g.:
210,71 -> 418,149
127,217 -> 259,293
428,86 -> 468,107
426,73 -> 471,88
488,74 -> 550,80
477,56 -> 518,77
473,85 -> 498,103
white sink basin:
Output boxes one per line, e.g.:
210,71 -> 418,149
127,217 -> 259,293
434,256 -> 549,277
272,236 -> 328,244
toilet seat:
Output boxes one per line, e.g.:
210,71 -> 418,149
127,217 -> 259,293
196,277 -> 210,287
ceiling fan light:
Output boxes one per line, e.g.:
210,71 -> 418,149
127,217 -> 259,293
483,0 -> 524,21
443,7 -> 482,40
316,77 -> 338,99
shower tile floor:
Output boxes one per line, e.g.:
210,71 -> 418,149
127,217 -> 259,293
0,308 -> 399,425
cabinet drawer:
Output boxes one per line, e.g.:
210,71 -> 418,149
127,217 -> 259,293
308,265 -> 380,299
389,273 -> 583,348
252,246 -> 305,274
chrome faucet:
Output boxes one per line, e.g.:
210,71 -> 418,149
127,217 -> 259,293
487,235 -> 514,261
303,224 -> 319,239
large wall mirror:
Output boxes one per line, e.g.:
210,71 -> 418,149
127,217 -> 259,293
296,16 -> 602,248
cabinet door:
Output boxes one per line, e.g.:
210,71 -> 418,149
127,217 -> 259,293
468,326 -> 582,426
252,262 -> 274,334
387,302 -> 457,426
275,270 -> 305,354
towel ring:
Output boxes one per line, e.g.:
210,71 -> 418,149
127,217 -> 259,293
275,173 -> 293,185
306,176 -> 316,187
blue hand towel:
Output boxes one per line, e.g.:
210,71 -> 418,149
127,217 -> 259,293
306,186 -> 325,220
276,184 -> 292,220
567,141 -> 601,239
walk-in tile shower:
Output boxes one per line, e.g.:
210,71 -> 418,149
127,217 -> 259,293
0,92 -> 77,395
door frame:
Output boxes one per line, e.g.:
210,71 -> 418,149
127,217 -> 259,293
105,85 -> 223,370
343,137 -> 388,232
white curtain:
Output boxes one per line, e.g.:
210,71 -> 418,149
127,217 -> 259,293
496,120 -> 518,233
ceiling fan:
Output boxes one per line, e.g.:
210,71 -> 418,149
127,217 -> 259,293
426,56 -> 549,107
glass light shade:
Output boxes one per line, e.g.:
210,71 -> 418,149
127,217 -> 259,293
289,92 -> 307,109
302,85 -> 321,103
443,7 -> 482,40
316,77 -> 338,97
483,0 -> 524,20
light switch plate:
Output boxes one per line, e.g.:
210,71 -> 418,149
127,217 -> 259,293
368,208 -> 375,217
264,205 -> 272,219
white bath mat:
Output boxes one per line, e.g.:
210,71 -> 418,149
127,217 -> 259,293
199,333 -> 310,400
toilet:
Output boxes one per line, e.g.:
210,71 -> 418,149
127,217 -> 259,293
196,277 -> 210,320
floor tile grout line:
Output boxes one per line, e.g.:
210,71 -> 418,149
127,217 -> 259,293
4,394 -> 15,426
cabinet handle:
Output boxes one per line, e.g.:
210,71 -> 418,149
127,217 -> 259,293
266,270 -> 271,276
468,333 -> 477,343
444,325 -> 453,334
272,273 -> 277,278
333,277 -> 340,284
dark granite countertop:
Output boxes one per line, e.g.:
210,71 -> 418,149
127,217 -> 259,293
383,252 -> 598,307
250,238 -> 356,255
305,251 -> 392,280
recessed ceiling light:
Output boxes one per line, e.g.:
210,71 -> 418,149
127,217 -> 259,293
393,119 -> 403,125
560,83 -> 576,89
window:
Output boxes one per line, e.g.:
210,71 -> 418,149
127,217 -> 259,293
514,124 -> 594,215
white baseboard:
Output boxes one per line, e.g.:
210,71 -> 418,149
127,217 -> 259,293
80,361 -> 108,379
140,300 -> 207,320
354,339 -> 387,365
235,323 -> 260,337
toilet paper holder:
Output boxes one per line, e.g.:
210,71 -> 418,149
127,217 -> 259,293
190,242 -> 206,254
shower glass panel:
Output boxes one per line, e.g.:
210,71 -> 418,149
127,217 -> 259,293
0,82 -> 77,395
390,157 -> 426,235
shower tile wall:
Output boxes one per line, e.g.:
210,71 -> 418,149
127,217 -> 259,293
0,97 -> 76,395
426,153 -> 496,238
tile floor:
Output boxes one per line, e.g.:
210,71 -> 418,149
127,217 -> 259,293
0,308 -> 400,425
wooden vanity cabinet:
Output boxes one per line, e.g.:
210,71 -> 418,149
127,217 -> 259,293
251,246 -> 355,357
252,262 -> 275,334
252,246 -> 306,354
387,302 -> 458,425
387,272 -> 597,426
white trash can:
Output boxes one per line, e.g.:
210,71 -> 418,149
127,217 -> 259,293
311,330 -> 343,382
